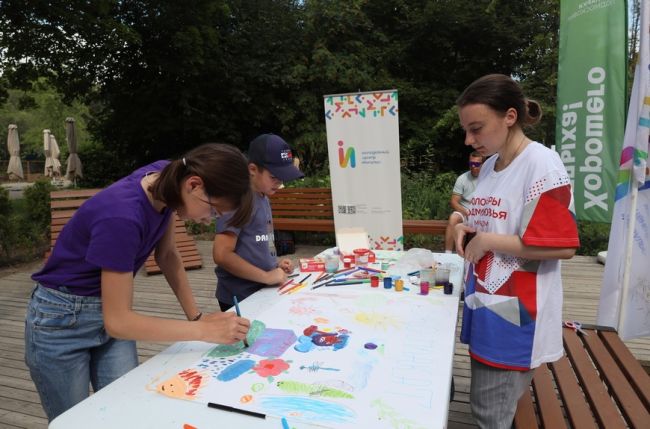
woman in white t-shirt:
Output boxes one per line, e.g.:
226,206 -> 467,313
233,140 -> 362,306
453,74 -> 580,429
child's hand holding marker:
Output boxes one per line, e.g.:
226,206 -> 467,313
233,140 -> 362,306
232,296 -> 249,347
201,311 -> 250,345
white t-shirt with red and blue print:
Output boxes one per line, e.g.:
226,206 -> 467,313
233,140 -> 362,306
460,142 -> 579,370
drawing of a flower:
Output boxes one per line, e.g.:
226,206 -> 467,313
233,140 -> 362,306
252,358 -> 291,382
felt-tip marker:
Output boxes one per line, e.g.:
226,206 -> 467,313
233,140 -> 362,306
232,296 -> 249,347
207,402 -> 265,419
325,280 -> 366,287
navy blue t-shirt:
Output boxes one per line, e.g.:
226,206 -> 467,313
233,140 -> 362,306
215,192 -> 277,305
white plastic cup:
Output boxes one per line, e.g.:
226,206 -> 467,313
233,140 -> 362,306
436,267 -> 450,285
325,254 -> 339,273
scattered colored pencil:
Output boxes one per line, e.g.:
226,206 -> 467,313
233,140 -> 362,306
297,273 -> 312,284
325,280 -> 366,287
312,273 -> 334,285
287,283 -> 307,294
314,271 -> 328,282
358,266 -> 385,274
277,279 -> 295,292
279,282 -> 305,295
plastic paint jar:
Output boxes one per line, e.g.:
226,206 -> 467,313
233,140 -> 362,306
420,281 -> 430,295
383,277 -> 392,289
342,254 -> 354,268
370,276 -> 379,287
394,279 -> 404,292
353,248 -> 370,267
444,282 -> 453,295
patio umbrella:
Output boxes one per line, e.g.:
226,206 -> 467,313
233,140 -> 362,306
43,129 -> 62,178
6,124 -> 24,180
65,117 -> 83,183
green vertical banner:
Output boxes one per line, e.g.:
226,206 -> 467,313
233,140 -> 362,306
556,0 -> 627,222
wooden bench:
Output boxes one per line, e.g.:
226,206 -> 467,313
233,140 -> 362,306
269,187 -> 448,235
514,325 -> 650,428
49,189 -> 202,275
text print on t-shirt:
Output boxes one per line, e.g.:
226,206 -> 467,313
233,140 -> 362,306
468,196 -> 507,221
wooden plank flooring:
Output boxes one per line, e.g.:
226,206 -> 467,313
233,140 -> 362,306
0,241 -> 648,429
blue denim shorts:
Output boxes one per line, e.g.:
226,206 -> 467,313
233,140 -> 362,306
25,284 -> 138,421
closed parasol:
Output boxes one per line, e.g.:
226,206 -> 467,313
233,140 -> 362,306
65,117 -> 83,183
6,124 -> 24,180
44,129 -> 62,178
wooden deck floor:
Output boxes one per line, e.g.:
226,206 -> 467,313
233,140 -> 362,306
1,241 -> 648,429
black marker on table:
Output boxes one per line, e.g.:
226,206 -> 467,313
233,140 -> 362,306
207,402 -> 265,419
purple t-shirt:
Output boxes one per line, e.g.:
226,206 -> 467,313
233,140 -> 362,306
215,192 -> 277,305
32,161 -> 173,296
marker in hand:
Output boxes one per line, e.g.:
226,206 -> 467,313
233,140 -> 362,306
233,296 -> 249,347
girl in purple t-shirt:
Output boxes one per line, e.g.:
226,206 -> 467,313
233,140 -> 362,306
26,143 -> 254,422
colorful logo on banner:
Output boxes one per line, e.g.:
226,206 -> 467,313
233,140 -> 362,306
338,140 -> 356,168
370,235 -> 403,251
614,146 -> 650,201
324,92 -> 398,120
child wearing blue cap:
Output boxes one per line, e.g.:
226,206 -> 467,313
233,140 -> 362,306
213,134 -> 304,311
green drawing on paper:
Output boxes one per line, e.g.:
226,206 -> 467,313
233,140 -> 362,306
204,320 -> 266,358
276,380 -> 354,399
371,399 -> 428,429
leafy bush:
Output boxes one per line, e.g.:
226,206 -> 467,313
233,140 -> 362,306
0,187 -> 16,258
0,180 -> 52,266
286,175 -> 331,188
185,219 -> 216,240
77,141 -> 133,188
22,179 -> 53,233
577,221 -> 610,256
401,171 -> 456,221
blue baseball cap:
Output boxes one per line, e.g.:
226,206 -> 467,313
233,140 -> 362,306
248,134 -> 304,182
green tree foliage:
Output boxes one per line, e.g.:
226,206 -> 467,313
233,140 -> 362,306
22,179 -> 54,233
0,0 -> 561,181
0,180 -> 52,264
0,187 -> 14,258
0,79 -> 93,161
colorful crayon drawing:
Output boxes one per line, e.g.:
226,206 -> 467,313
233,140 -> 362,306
247,328 -> 297,357
354,311 -> 401,331
259,395 -> 356,424
203,320 -> 266,358
294,325 -> 350,352
276,380 -> 354,399
299,361 -> 341,372
250,358 -> 292,383
371,399 -> 428,429
151,289 -> 451,428
152,369 -> 208,400
216,359 -> 256,382
289,303 -> 317,315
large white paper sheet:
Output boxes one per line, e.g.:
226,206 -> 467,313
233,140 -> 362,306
151,288 -> 456,428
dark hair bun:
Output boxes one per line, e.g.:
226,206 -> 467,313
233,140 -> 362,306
525,99 -> 542,126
